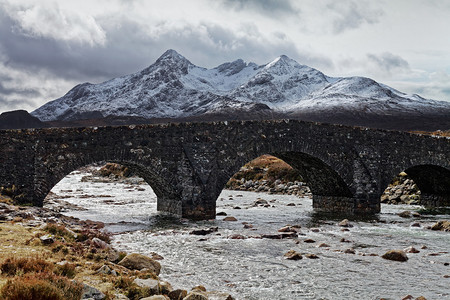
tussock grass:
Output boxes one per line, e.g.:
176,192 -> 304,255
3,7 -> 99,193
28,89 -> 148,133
0,257 -> 52,276
1,272 -> 83,300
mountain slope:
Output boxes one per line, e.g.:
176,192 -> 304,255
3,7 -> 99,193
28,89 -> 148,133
31,49 -> 450,131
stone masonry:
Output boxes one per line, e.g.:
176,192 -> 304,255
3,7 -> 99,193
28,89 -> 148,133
0,120 -> 449,220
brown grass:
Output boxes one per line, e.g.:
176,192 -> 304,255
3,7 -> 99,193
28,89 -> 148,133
1,272 -> 83,300
0,257 -> 52,276
228,154 -> 303,185
411,130 -> 450,137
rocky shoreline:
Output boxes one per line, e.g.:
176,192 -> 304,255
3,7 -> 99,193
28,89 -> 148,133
226,178 -> 312,197
0,199 -> 235,300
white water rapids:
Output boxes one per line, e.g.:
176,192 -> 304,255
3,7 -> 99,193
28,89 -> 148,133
45,169 -> 450,300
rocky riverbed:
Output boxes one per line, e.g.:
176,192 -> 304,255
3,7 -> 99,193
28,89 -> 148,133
36,165 -> 450,300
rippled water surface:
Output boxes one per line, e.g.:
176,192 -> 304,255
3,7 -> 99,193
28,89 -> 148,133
47,171 -> 450,300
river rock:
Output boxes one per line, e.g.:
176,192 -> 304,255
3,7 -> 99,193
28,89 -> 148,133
304,238 -> 315,243
261,234 -> 281,239
305,254 -> 319,259
141,296 -> 168,300
216,212 -> 227,216
253,199 -> 268,206
280,232 -> 297,239
82,284 -> 106,300
95,265 -> 117,276
92,237 -> 110,249
338,219 -> 353,227
183,292 -> 208,300
191,286 -> 207,292
278,225 -> 298,233
118,253 -> 161,275
404,246 -> 420,253
160,281 -> 173,294
318,243 -> 330,248
284,250 -> 303,260
150,252 -> 164,260
415,297 -> 427,300
381,250 -> 408,262
39,234 -> 55,245
398,211 -> 411,218
430,220 -> 450,231
206,291 -> 235,300
190,227 -> 218,235
344,248 -> 356,254
229,234 -> 246,239
168,289 -> 187,300
223,216 -> 237,221
134,278 -> 160,294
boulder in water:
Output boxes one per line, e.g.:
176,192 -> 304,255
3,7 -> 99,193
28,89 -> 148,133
381,250 -> 408,262
430,220 -> 450,231
284,250 -> 303,260
338,219 -> 353,227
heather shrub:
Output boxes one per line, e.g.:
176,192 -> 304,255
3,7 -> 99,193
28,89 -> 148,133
0,273 -> 83,300
0,257 -> 52,276
44,224 -> 74,241
54,263 -> 77,278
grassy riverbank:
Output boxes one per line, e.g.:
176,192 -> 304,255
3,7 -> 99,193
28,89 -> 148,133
0,198 -> 234,300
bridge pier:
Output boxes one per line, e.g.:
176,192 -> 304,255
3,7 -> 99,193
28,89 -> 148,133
313,195 -> 380,215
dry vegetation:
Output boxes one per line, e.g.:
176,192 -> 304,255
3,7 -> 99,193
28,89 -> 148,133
226,154 -> 303,188
0,219 -> 156,299
411,130 -> 450,137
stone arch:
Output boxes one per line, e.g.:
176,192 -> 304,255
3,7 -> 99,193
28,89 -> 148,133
214,151 -> 353,213
33,158 -> 177,213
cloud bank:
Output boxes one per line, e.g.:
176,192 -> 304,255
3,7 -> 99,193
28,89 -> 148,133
0,0 -> 449,114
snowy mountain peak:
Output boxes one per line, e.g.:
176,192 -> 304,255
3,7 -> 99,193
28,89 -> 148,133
31,49 -> 450,125
153,49 -> 193,69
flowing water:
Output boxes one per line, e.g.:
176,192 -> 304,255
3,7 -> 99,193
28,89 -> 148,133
46,170 -> 450,300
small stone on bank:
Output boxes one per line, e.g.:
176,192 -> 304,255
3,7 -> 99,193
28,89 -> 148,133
223,216 -> 238,221
118,253 -> 161,274
338,219 -> 353,227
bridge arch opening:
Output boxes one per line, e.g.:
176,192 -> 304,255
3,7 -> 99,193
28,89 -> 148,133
43,162 -> 174,229
381,165 -> 450,208
216,152 -> 353,215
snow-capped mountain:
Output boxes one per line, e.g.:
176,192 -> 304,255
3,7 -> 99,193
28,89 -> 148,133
32,49 -> 450,130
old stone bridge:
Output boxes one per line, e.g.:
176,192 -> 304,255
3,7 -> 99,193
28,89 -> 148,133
1,120 -> 449,220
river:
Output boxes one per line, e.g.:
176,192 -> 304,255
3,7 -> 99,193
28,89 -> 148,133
45,169 -> 450,300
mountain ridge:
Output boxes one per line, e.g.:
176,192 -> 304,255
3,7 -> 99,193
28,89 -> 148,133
30,49 -> 450,131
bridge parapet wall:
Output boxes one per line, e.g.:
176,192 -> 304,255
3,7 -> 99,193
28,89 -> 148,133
0,120 -> 449,219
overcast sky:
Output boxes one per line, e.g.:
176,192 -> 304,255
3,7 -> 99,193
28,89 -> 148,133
1,0 -> 449,114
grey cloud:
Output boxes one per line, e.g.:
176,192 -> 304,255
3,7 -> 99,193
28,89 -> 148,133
0,81 -> 41,97
327,1 -> 384,34
367,52 -> 410,74
221,0 -> 299,17
0,5 -> 332,112
0,95 -> 35,111
1,7 -> 330,80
